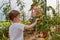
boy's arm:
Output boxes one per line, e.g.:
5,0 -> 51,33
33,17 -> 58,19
24,18 -> 39,29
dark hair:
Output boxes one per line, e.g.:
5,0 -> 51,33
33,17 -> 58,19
9,10 -> 20,21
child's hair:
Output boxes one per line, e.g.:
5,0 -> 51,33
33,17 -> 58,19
9,10 -> 20,21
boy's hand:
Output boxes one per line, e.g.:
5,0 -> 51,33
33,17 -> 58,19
25,18 -> 40,29
35,18 -> 40,23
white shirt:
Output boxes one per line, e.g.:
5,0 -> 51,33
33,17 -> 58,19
9,23 -> 25,40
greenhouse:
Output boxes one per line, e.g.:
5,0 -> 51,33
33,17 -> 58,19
0,0 -> 60,40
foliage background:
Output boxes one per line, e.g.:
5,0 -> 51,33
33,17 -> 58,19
0,0 -> 60,40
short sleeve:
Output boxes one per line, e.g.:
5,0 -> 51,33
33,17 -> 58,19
15,23 -> 25,31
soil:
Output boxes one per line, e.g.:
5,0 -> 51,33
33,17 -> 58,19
24,31 -> 44,40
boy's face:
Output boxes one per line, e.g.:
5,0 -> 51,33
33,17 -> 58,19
14,15 -> 22,22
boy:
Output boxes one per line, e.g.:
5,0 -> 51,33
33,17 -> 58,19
9,10 -> 39,40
